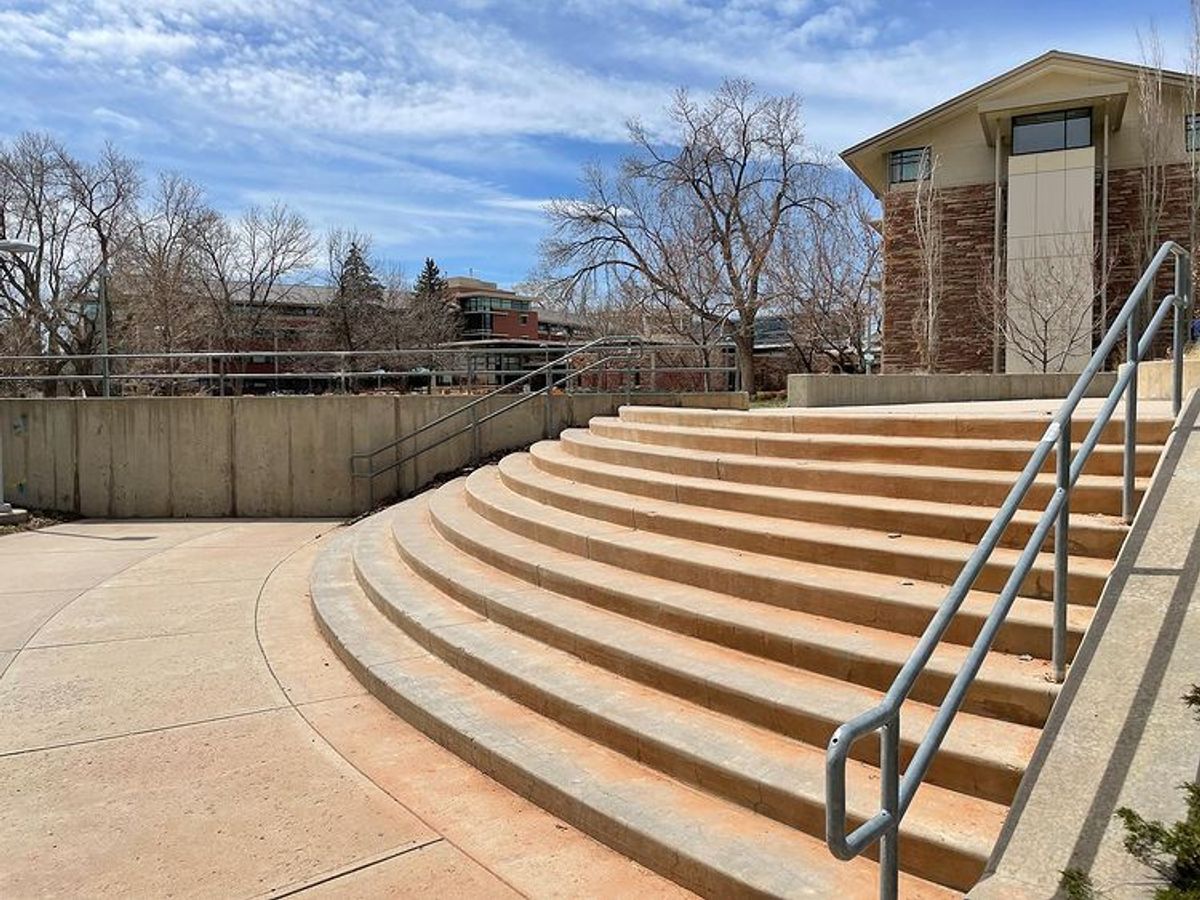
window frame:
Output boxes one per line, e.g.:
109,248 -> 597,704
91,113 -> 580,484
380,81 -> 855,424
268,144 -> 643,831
888,147 -> 930,185
1010,107 -> 1093,156
1186,113 -> 1200,152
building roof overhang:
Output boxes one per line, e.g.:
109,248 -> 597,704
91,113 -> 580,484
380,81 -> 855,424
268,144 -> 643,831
841,49 -> 1189,196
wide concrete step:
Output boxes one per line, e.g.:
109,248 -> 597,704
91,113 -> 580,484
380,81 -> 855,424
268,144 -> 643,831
467,460 -> 1098,635
529,439 -> 1128,559
350,511 -> 1003,890
425,473 -> 1083,704
589,418 -> 1161,478
560,428 -> 1148,516
446,466 -> 1089,662
310,527 -> 951,898
498,452 -> 1111,604
617,406 -> 1176,446
423,479 -> 1044,804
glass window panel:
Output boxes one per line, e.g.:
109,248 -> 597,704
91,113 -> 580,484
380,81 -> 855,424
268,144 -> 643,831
888,147 -> 929,184
1012,108 -> 1092,155
1065,111 -> 1091,148
1187,114 -> 1200,152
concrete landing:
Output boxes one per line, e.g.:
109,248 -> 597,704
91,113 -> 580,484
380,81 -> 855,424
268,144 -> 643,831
972,391 -> 1200,899
0,519 -> 684,898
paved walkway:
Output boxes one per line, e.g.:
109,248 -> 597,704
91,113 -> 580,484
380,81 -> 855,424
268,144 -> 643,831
0,519 -> 684,898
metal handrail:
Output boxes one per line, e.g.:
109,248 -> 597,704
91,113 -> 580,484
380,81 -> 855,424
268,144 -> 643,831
349,335 -> 652,502
824,240 -> 1193,898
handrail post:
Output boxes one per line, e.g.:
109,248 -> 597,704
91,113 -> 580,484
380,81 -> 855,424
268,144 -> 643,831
1052,422 -> 1070,683
879,717 -> 900,900
1122,306 -> 1139,523
1173,256 -> 1190,418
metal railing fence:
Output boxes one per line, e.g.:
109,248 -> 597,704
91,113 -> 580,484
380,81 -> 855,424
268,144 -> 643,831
0,341 -> 737,397
824,241 -> 1193,898
347,335 -> 711,506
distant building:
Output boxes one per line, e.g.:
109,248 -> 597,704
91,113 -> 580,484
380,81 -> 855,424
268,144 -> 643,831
842,50 -> 1197,374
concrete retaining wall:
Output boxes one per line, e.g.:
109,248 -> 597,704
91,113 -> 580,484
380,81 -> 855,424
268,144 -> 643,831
0,392 -> 746,519
787,372 -> 1119,408
1133,359 -> 1200,401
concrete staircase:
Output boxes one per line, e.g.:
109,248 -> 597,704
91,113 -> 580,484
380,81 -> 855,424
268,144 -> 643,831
311,405 -> 1174,897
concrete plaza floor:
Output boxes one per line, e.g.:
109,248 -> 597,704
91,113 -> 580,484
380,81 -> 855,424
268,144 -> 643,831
0,519 -> 684,898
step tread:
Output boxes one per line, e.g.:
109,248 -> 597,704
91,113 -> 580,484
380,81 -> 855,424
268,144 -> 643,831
597,416 -> 1160,457
499,451 -> 1113,595
352,511 -> 1004,887
617,406 -> 1175,444
569,427 -> 1150,489
529,438 -> 1128,558
459,462 -> 1093,656
426,476 -> 1044,787
311,527 -> 953,898
426,467 -> 1074,717
590,418 -> 1159,478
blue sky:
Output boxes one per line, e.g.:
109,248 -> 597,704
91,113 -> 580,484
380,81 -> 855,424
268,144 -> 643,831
1,0 -> 1191,286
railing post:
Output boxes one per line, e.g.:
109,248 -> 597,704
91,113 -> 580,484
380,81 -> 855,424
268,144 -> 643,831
470,402 -> 481,466
1173,255 -> 1189,418
1053,422 -> 1070,683
879,717 -> 900,900
1122,308 -> 1139,524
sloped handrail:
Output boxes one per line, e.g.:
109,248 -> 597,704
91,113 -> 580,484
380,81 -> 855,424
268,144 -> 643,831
824,241 -> 1193,898
349,334 -> 647,500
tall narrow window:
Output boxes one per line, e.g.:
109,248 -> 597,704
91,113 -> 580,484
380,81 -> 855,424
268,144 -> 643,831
888,147 -> 929,184
1186,114 -> 1200,152
1012,108 -> 1092,155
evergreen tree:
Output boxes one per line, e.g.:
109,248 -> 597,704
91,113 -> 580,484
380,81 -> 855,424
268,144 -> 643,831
412,257 -> 447,301
328,242 -> 383,351
401,257 -> 461,353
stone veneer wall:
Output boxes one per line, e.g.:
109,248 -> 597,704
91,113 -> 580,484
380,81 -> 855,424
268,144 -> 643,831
1101,163 -> 1195,347
882,183 -> 997,373
883,165 -> 1197,374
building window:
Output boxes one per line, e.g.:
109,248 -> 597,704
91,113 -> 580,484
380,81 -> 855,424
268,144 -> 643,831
1187,114 -> 1200,152
888,147 -> 929,184
518,313 -> 528,325
1011,108 -> 1092,155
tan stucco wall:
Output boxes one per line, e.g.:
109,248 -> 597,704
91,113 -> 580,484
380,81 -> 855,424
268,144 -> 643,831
0,392 -> 748,518
1005,147 -> 1096,373
854,65 -> 1193,194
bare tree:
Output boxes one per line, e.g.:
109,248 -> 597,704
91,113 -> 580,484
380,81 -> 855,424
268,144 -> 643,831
977,235 -> 1112,373
0,132 -> 141,393
1136,28 -> 1169,270
911,151 -> 943,371
120,173 -> 209,354
541,79 -> 826,395
195,201 -> 314,350
770,179 -> 881,373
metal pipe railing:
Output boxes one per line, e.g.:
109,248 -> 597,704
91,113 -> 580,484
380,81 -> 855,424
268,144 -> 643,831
825,241 -> 1192,897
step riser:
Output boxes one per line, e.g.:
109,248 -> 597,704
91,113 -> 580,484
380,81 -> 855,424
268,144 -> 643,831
404,512 -> 1027,810
591,420 -> 1160,478
530,445 -> 1126,559
562,433 -> 1138,516
357,533 -> 984,889
501,462 -> 1107,605
617,408 -> 1174,445
459,481 -> 1057,733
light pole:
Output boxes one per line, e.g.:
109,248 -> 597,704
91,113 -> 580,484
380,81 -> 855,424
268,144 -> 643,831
98,264 -> 111,397
0,239 -> 37,519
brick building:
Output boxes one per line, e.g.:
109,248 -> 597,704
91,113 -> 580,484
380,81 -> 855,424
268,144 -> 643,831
842,50 -> 1197,373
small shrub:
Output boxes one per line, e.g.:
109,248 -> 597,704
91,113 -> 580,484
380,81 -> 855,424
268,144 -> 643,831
1112,684 -> 1200,899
